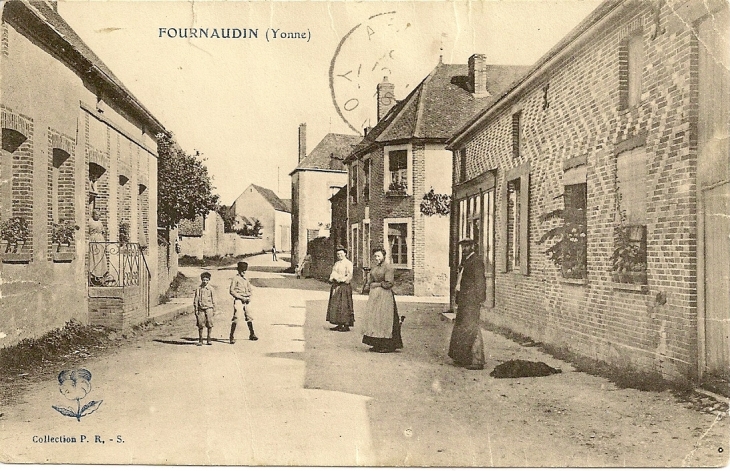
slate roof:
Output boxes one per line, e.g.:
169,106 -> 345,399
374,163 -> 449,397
250,184 -> 291,213
347,61 -> 530,160
291,133 -> 361,174
7,1 -> 165,134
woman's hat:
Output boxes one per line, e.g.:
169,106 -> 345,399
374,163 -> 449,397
335,245 -> 348,254
237,261 -> 248,271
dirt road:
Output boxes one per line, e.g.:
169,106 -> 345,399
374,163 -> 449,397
0,254 -> 727,466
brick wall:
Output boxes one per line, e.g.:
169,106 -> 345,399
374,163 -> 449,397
47,128 -> 76,258
454,3 -> 706,380
349,146 -> 417,294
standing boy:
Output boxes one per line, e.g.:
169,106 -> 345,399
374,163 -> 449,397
193,272 -> 216,346
229,261 -> 258,344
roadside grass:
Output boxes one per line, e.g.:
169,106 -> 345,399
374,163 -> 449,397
159,272 -> 199,304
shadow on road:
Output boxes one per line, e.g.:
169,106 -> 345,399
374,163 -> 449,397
250,277 -> 330,292
266,351 -> 305,362
153,337 -> 229,346
216,265 -> 289,273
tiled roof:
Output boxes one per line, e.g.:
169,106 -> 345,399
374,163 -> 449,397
330,185 -> 347,202
9,1 -> 165,134
292,133 -> 360,173
281,199 -> 292,213
347,61 -> 530,160
250,184 -> 291,213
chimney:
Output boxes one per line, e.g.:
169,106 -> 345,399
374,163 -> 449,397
298,123 -> 307,162
377,77 -> 396,122
468,54 -> 490,97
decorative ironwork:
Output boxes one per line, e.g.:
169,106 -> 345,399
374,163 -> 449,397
88,242 -> 146,288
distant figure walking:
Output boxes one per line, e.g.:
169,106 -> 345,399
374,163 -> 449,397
448,239 -> 486,370
327,246 -> 354,332
272,245 -> 278,261
361,247 -> 402,353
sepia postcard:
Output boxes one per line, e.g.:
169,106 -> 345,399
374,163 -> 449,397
0,0 -> 728,467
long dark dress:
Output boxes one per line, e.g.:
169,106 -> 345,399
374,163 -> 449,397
448,252 -> 486,366
361,262 -> 402,351
326,259 -> 355,326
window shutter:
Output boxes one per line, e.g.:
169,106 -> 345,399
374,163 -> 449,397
519,171 -> 530,275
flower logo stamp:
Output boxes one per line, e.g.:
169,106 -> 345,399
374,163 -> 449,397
52,369 -> 103,421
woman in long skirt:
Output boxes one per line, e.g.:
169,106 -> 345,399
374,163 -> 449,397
88,210 -> 108,285
326,246 -> 355,332
361,247 -> 402,353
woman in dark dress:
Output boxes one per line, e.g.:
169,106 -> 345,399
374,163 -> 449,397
326,246 -> 355,332
361,247 -> 402,353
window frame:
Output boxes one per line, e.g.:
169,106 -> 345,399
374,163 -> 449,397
362,219 -> 371,268
500,163 -> 530,275
351,223 -> 359,266
383,144 -> 412,196
613,144 -> 648,285
383,217 -> 411,269
350,162 -> 359,204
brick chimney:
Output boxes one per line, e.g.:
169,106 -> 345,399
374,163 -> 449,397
298,123 -> 307,163
377,77 -> 396,122
468,54 -> 490,97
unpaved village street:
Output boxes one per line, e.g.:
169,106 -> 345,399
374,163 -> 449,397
1,254 -> 727,466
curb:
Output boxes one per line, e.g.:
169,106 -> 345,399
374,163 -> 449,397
149,299 -> 194,324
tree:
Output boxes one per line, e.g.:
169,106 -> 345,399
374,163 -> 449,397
157,133 -> 219,228
217,205 -> 237,233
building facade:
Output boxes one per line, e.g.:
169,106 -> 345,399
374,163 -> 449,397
231,183 -> 291,252
347,63 -> 528,296
0,1 -> 164,343
289,123 -> 359,269
448,0 -> 729,382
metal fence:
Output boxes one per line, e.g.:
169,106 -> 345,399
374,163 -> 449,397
88,241 -> 151,317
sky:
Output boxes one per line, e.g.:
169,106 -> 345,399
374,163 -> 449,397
58,0 -> 603,205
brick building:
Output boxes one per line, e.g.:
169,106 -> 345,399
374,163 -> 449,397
289,123 -> 359,270
0,1 -> 165,343
329,185 -> 348,251
345,63 -> 528,296
447,0 -> 729,383
231,184 -> 291,252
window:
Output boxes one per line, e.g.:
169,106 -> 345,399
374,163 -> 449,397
350,164 -> 358,204
384,218 -> 410,267
307,228 -> 320,242
561,182 -> 587,279
506,179 -> 521,271
363,159 -> 371,202
363,220 -> 371,268
387,149 -> 408,193
613,146 -> 647,284
459,148 -> 467,182
620,32 -> 644,109
388,224 -> 408,266
627,34 -> 644,107
512,111 -> 522,159
51,149 -> 71,224
351,224 -> 359,266
501,164 -> 530,274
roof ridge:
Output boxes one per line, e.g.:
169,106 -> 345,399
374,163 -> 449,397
413,63 -> 443,138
